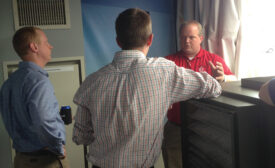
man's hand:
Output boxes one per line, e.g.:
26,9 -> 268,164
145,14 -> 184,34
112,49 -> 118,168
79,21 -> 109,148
209,61 -> 225,83
57,146 -> 66,159
63,146 -> 66,157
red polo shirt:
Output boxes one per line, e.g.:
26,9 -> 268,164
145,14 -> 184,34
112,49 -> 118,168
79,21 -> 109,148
165,48 -> 233,124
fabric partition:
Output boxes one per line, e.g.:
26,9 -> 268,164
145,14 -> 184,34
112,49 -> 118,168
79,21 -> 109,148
81,0 -> 177,76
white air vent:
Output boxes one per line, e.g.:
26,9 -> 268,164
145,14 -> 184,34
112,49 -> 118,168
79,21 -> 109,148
13,0 -> 71,30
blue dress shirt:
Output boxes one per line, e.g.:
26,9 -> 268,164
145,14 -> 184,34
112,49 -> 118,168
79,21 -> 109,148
268,78 -> 275,104
0,61 -> 66,155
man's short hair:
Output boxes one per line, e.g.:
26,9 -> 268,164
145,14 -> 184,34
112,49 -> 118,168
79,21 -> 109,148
115,8 -> 152,50
180,20 -> 203,36
12,26 -> 42,58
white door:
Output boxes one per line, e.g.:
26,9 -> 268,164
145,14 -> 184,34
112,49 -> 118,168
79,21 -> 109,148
46,61 -> 86,168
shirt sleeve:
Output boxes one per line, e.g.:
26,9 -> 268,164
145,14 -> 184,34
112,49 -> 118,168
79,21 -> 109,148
259,79 -> 275,106
72,105 -> 94,145
168,64 -> 222,104
27,78 -> 65,155
268,79 -> 275,104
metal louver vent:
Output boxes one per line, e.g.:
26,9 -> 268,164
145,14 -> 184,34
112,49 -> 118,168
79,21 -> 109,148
13,0 -> 71,30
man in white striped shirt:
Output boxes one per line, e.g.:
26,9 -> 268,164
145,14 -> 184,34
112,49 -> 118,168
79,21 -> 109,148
72,8 -> 222,168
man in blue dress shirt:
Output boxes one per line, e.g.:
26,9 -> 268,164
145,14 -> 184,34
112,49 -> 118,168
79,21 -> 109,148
0,27 -> 69,168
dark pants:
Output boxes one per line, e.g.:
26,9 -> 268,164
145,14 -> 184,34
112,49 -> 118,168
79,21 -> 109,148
14,151 -> 69,168
162,121 -> 183,168
92,165 -> 154,168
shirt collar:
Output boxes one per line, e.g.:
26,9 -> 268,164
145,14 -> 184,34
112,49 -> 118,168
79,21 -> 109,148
113,50 -> 146,61
181,47 -> 203,60
195,47 -> 203,58
19,61 -> 49,77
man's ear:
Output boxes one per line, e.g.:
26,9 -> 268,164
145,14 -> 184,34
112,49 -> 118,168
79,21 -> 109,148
116,37 -> 122,48
29,42 -> 38,53
147,34 -> 153,47
200,35 -> 204,43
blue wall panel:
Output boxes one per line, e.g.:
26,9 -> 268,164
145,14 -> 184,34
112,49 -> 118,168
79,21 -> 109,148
81,0 -> 176,75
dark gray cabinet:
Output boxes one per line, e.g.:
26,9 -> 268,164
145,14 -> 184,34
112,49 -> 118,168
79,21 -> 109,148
181,81 -> 274,168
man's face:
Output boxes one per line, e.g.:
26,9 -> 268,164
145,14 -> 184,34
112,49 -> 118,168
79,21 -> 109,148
180,24 -> 203,57
36,30 -> 53,63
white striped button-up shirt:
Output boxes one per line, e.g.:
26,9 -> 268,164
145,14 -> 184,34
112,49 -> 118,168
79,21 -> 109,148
72,50 -> 221,168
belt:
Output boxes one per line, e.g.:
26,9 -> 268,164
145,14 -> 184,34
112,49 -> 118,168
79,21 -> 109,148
92,166 -> 154,168
17,150 -> 64,168
168,120 -> 181,127
17,150 -> 54,156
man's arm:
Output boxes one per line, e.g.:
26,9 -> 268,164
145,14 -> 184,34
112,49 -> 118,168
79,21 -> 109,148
72,104 -> 94,145
169,64 -> 222,104
28,79 -> 66,156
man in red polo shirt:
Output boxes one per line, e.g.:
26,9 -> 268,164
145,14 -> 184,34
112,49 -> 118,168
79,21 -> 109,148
162,20 -> 236,168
